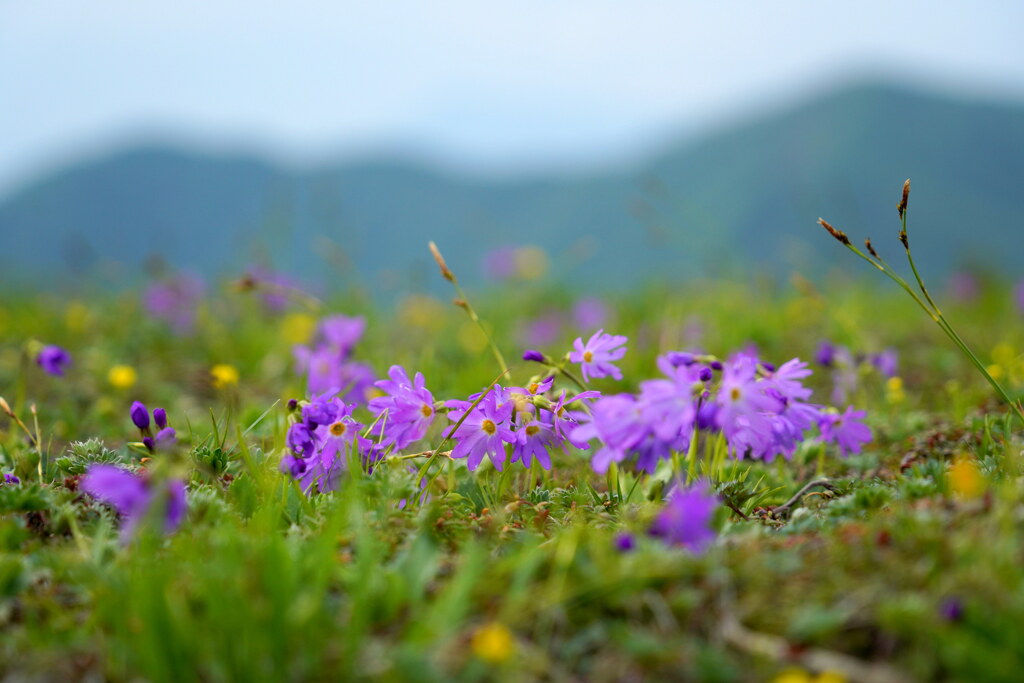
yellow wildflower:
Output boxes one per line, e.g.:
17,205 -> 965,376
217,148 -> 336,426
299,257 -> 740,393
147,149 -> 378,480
211,364 -> 240,389
471,622 -> 514,663
281,313 -> 316,345
108,365 -> 137,389
885,376 -> 905,404
949,456 -> 985,499
513,245 -> 549,280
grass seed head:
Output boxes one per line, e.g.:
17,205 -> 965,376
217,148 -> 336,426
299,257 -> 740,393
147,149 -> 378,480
817,218 -> 850,246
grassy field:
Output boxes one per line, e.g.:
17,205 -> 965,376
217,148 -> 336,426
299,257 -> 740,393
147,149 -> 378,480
1,256 -> 1022,681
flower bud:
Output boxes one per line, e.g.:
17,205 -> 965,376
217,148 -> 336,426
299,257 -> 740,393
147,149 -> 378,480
522,350 -> 545,363
153,408 -> 168,429
130,401 -> 150,431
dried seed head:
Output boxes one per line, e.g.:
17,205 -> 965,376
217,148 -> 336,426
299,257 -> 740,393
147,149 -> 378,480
818,218 -> 850,246
0,396 -> 11,416
899,229 -> 909,249
428,241 -> 455,282
897,178 -> 910,219
865,238 -> 880,259
453,298 -> 469,310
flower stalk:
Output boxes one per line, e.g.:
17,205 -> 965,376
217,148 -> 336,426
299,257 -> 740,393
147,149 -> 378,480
819,179 -> 1024,427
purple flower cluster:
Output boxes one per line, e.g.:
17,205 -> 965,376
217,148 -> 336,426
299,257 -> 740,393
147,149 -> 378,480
142,272 -> 205,334
82,464 -> 186,542
815,341 -> 898,403
282,391 -> 372,493
36,345 -> 71,376
2,473 -> 20,486
294,315 -> 375,404
445,380 -> 596,472
572,350 -> 871,473
130,401 -> 176,453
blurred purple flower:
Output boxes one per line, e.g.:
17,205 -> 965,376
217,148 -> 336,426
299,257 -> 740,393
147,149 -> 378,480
614,532 -> 636,553
319,315 -> 366,356
522,312 -> 562,347
293,314 -> 374,403
939,597 -> 965,623
814,341 -> 837,367
36,345 -> 71,376
572,297 -> 608,330
948,272 -> 979,302
2,473 -> 20,485
82,464 -> 186,541
871,349 -> 899,378
245,266 -> 299,312
818,406 -> 872,456
142,273 -> 205,334
482,246 -> 518,281
649,481 -> 718,553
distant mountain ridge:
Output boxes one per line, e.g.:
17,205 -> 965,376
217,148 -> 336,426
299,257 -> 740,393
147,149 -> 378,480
2,81 -> 1022,294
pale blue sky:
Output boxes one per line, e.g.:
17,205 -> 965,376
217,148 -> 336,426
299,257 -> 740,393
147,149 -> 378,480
2,1 -> 1023,194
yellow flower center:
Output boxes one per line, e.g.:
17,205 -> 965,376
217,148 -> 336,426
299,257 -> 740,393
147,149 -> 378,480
481,419 -> 496,435
420,404 -> 433,417
329,421 -> 347,437
583,350 -> 594,362
730,387 -> 741,401
525,425 -> 540,436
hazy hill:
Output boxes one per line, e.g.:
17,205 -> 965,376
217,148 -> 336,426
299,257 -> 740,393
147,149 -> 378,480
2,82 -> 1021,293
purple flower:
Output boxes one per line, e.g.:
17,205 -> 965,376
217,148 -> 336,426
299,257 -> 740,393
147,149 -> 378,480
714,356 -> 778,458
569,329 -> 628,382
550,389 -> 599,449
814,342 -> 837,368
2,473 -> 20,485
614,532 -> 636,552
511,418 -> 559,470
293,315 -> 375,404
818,406 -> 872,456
143,273 -> 205,334
446,390 -> 516,471
522,312 -> 562,347
939,597 -> 965,623
482,246 -> 518,281
81,464 -> 186,541
948,272 -> 979,302
284,394 -> 371,493
36,345 -> 71,376
871,349 -> 899,378
153,408 -> 168,429
572,395 -> 647,473
572,297 -> 608,330
649,481 -> 718,553
368,365 -> 436,450
130,402 -> 150,432
319,315 -> 366,356
244,266 -> 301,312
